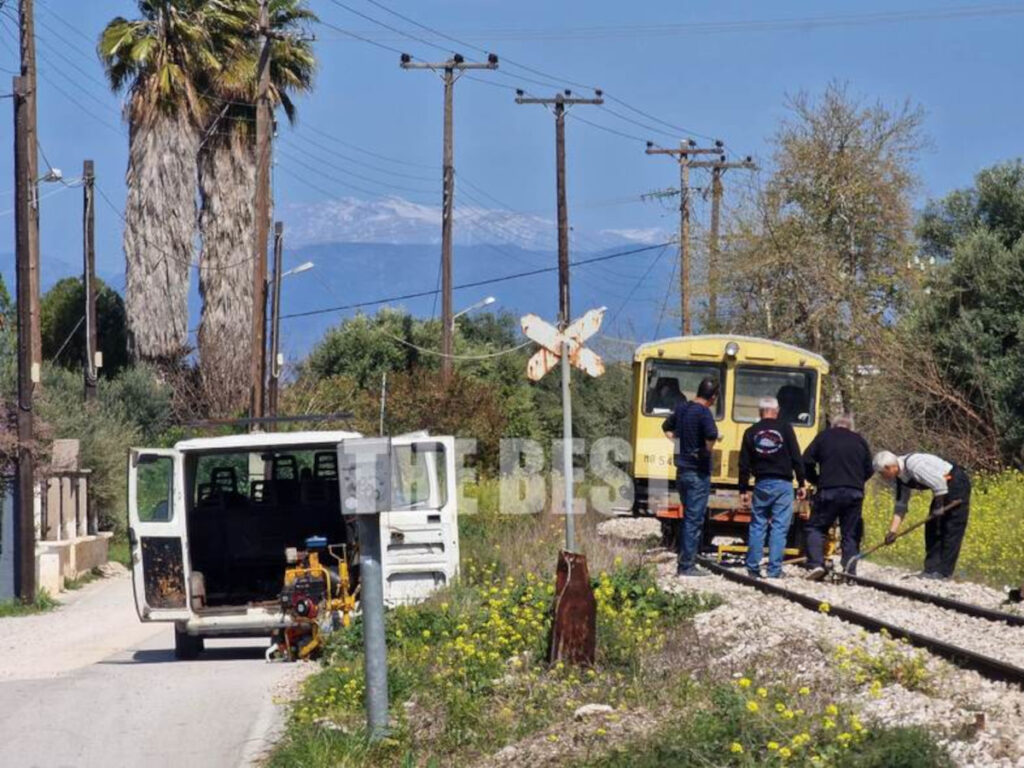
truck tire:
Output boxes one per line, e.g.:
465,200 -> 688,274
174,628 -> 204,660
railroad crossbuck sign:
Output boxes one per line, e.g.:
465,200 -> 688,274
520,307 -> 606,381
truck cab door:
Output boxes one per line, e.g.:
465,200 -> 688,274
127,448 -> 190,621
383,435 -> 458,605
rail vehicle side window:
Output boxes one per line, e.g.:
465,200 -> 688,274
643,361 -> 724,418
136,455 -> 174,522
733,366 -> 817,425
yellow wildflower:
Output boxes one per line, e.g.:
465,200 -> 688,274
756,687 -> 768,698
737,677 -> 752,688
779,747 -> 792,759
767,741 -> 779,751
825,704 -> 838,716
746,701 -> 760,713
819,602 -> 831,613
729,742 -> 744,754
798,686 -> 811,696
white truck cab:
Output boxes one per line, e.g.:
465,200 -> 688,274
127,431 -> 459,659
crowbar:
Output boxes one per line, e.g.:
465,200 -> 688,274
845,498 -> 962,572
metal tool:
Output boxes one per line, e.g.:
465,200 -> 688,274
845,498 -> 962,572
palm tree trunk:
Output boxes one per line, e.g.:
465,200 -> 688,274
123,109 -> 196,362
197,131 -> 257,416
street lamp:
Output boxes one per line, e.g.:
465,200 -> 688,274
268,251 -> 316,418
451,295 -> 496,330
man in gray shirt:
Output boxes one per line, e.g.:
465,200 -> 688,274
873,451 -> 972,579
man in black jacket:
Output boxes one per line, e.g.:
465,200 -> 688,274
739,397 -> 806,578
802,414 -> 874,579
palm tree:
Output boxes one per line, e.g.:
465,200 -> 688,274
99,1 -> 242,363
197,0 -> 316,414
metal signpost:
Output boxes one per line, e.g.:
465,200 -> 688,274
337,437 -> 393,740
521,307 -> 606,551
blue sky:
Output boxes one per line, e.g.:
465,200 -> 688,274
0,0 -> 1021,339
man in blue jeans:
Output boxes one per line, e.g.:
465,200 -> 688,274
739,397 -> 806,578
662,377 -> 720,576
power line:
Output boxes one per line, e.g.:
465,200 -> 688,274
280,241 -> 672,320
278,139 -> 435,195
326,5 -> 1024,42
324,0 -> 458,57
287,130 -> 434,181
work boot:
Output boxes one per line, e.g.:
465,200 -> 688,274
804,566 -> 827,582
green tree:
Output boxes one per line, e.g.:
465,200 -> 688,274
304,309 -> 436,389
40,277 -> 129,375
912,160 -> 1024,465
719,83 -> 924,408
99,1 -> 246,363
197,0 -> 316,414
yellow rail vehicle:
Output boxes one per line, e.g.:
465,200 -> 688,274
629,335 -> 829,547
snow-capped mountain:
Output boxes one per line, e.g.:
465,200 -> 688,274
283,196 -> 669,252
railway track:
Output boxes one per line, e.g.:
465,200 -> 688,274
697,557 -> 1024,687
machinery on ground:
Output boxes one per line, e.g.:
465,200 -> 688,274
271,537 -> 358,661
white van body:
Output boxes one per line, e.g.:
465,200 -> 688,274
127,431 -> 459,657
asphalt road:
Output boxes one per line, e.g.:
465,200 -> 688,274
0,573 -> 305,768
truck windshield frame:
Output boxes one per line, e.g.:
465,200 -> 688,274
643,359 -> 726,420
732,365 -> 818,426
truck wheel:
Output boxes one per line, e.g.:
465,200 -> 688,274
174,628 -> 204,660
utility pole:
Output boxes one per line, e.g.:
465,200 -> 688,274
689,151 -> 756,330
645,140 -> 721,335
515,89 -> 603,330
267,222 -> 283,418
19,0 -> 41,373
13,75 -> 37,601
83,159 -> 98,402
400,52 -> 498,383
249,0 -> 272,422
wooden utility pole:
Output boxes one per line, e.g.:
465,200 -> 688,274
249,0 -> 272,422
645,140 -> 722,335
13,75 -> 37,601
401,52 -> 498,382
689,153 -> 756,330
267,222 -> 284,418
19,0 -> 41,374
515,89 -> 603,329
83,160 -> 98,402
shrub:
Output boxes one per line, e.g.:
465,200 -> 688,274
35,364 -> 176,533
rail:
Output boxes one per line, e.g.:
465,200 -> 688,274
841,572 -> 1024,627
697,558 -> 1024,687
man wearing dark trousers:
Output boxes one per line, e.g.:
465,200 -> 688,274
739,397 -> 806,579
801,414 -> 873,579
663,377 -> 720,577
873,450 -> 972,580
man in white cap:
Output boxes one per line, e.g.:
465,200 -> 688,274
873,450 -> 972,580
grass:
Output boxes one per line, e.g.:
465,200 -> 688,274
862,469 -> 1024,588
269,499 -> 719,768
269,478 -> 956,767
0,589 -> 59,618
64,567 -> 104,591
108,536 -> 132,569
583,680 -> 952,768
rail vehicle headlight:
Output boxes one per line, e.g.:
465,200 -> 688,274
724,341 -> 740,358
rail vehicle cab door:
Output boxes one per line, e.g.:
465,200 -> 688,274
127,448 -> 190,621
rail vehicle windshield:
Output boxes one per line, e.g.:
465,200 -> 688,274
733,366 -> 817,425
644,360 -> 725,418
